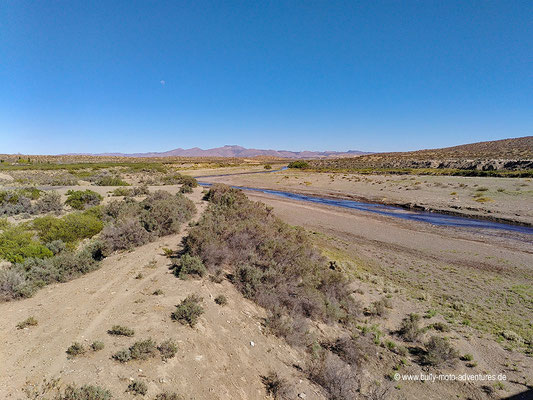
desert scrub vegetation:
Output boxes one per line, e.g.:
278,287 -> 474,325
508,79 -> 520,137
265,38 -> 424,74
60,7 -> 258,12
32,209 -> 104,246
65,189 -> 102,210
287,160 -> 310,169
127,380 -> 148,396
171,294 -> 204,327
16,316 -> 38,329
0,188 -> 62,216
107,325 -> 135,337
55,384 -> 112,400
95,174 -> 129,186
113,338 -> 175,363
100,191 -> 195,254
261,372 -> 293,399
181,184 -> 358,336
91,341 -> 105,351
66,342 -> 86,357
398,313 -> 422,342
214,294 -> 227,306
0,225 -> 53,263
422,336 -> 459,366
1,239 -> 104,301
172,254 -> 206,279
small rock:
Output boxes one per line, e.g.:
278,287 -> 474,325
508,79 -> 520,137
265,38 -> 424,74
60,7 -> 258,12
250,341 -> 255,347
298,393 -> 306,398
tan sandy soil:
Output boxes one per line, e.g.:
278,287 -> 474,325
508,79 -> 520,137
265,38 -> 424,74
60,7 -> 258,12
198,168 -> 533,225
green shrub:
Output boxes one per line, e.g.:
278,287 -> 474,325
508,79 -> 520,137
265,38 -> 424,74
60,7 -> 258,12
264,164 -> 272,170
56,384 -> 112,400
107,325 -> 134,337
32,211 -> 103,245
97,175 -> 129,186
0,226 -> 53,263
179,185 -> 193,194
129,338 -> 158,360
127,380 -> 147,396
173,254 -> 206,279
66,342 -> 86,357
171,294 -> 204,327
158,339 -> 178,360
288,161 -> 309,169
112,348 -> 132,363
110,187 -> 131,196
65,190 -> 102,210
16,316 -> 38,329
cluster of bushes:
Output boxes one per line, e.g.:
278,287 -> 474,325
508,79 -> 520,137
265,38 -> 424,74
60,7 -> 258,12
101,191 -> 195,253
0,189 -> 62,216
4,240 -> 104,299
113,338 -> 177,363
32,209 -> 104,246
95,174 -> 129,186
65,190 -> 102,210
110,185 -> 150,197
287,161 -> 309,169
9,170 -> 79,186
182,184 -> 358,335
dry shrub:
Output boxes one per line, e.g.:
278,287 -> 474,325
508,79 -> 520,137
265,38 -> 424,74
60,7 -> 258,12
34,191 -> 62,214
261,372 -> 294,399
100,218 -> 151,253
307,351 -> 360,400
398,313 -> 422,342
171,294 -> 204,327
422,336 -> 459,366
55,384 -> 112,400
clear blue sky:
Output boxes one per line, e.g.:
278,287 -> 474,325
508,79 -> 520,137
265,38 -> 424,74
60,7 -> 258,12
1,1 -> 531,154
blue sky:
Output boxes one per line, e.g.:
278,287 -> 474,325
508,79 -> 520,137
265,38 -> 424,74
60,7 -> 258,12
1,1 -> 531,154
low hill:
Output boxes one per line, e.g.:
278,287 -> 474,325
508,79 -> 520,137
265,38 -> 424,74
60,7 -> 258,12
308,136 -> 533,173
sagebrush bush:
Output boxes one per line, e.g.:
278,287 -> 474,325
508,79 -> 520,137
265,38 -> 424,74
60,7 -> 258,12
108,325 -> 135,337
398,313 -> 422,342
16,316 -> 38,329
328,336 -> 364,367
171,294 -> 204,327
261,372 -> 293,400
158,339 -> 178,360
155,392 -> 181,400
65,190 -> 102,210
0,190 -> 34,216
66,342 -> 86,357
0,268 -> 27,301
183,184 -> 358,330
91,341 -> 105,351
139,191 -> 196,236
112,348 -> 132,363
56,384 -> 112,400
307,351 -> 359,400
100,218 -> 151,253
34,191 -> 62,214
422,336 -> 459,366
130,338 -> 158,360
173,254 -> 206,279
214,294 -> 227,306
127,380 -> 148,396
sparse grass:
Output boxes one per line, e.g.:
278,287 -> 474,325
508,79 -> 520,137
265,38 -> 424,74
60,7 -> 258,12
16,316 -> 38,329
171,294 -> 204,327
107,325 -> 135,337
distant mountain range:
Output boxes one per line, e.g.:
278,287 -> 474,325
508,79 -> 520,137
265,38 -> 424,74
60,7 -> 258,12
73,145 -> 371,159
